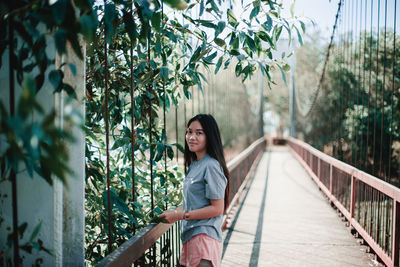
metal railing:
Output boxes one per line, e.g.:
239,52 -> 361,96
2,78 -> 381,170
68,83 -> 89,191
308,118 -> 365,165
97,137 -> 266,266
288,137 -> 400,267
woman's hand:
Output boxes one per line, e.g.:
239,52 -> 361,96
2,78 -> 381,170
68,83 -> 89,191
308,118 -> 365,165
158,209 -> 183,224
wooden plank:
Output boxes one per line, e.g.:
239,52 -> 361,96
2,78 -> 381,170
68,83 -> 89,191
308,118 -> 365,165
97,223 -> 173,267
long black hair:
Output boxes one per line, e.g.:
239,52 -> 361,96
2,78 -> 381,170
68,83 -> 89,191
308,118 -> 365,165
184,114 -> 230,211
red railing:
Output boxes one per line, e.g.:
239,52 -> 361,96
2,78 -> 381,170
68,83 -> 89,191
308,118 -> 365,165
223,138 -> 266,227
288,138 -> 400,267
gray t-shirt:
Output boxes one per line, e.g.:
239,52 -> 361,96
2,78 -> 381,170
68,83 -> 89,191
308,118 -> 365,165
181,154 -> 227,244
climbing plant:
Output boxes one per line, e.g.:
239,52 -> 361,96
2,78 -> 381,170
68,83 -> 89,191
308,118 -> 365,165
0,0 -> 305,265
84,0 -> 305,264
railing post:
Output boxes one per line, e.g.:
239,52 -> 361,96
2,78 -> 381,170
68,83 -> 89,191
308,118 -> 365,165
350,176 -> 355,218
318,158 -> 321,180
392,200 -> 400,266
329,164 -> 333,195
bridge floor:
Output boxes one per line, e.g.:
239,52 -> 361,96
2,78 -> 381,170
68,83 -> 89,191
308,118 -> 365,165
221,146 -> 379,267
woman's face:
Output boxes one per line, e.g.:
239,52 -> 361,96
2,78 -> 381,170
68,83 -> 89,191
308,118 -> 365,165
186,120 -> 207,155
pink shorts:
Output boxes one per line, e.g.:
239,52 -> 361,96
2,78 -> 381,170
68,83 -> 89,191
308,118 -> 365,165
180,234 -> 223,267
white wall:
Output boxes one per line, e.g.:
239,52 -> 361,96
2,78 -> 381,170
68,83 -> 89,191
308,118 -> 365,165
0,28 -> 85,266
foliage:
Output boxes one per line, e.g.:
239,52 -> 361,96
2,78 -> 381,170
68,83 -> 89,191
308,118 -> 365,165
0,0 -> 305,265
0,0 -> 97,264
296,29 -> 400,185
84,0 -> 305,264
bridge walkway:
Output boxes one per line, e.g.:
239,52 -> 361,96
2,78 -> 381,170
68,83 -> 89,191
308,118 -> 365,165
221,146 -> 379,267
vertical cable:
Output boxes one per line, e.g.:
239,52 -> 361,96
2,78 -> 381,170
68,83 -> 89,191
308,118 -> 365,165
145,22 -> 156,266
197,86 -> 200,114
379,0 -> 387,179
147,27 -> 154,220
104,2 -> 113,251
336,26 -> 340,159
355,0 -> 361,168
8,17 -> 19,267
343,0 -> 350,163
357,0 -> 363,169
192,87 -> 194,117
372,0 -> 380,176
203,81 -> 206,112
388,0 -> 396,181
130,30 -> 136,235
161,1 -> 168,210
366,0 -> 374,174
361,0 -> 368,171
338,0 -> 344,161
351,0 -> 356,167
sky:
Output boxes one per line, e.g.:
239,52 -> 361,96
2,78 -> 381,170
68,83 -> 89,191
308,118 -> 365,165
282,0 -> 340,41
282,0 -> 400,41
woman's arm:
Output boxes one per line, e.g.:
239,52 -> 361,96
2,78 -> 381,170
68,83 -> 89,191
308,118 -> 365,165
158,199 -> 224,224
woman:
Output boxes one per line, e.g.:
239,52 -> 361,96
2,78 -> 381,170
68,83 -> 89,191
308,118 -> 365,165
158,114 -> 230,267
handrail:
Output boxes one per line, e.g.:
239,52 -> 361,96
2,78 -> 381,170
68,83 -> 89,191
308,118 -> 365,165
224,138 -> 266,224
97,223 -> 173,267
288,137 -> 400,267
97,137 -> 266,266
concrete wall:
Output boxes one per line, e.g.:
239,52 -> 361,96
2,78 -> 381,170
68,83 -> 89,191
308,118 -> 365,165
0,27 -> 85,266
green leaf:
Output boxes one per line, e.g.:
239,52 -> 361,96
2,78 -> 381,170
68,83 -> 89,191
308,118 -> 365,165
283,63 -> 291,72
274,26 -> 283,42
203,51 -> 217,64
104,3 -> 117,44
300,20 -> 306,33
197,20 -> 217,29
67,63 -> 76,76
224,58 -> 231,69
217,21 -> 226,34
18,223 -> 28,239
235,62 -> 242,76
172,143 -> 184,153
258,31 -> 274,47
163,0 -> 187,10
29,221 -> 42,242
49,70 -> 62,91
250,6 -> 260,20
199,1 -> 205,16
294,25 -> 303,45
123,10 -> 137,43
79,14 -> 98,42
51,0 -> 67,25
189,46 -> 202,63
167,145 -> 174,159
277,63 -> 287,87
54,29 -> 66,55
214,38 -> 226,48
246,35 -> 256,52
153,206 -> 163,215
290,1 -> 295,17
151,12 -> 162,32
227,9 -> 238,27
160,66 -> 168,82
215,56 -> 223,74
229,49 -> 240,56
264,15 -> 273,32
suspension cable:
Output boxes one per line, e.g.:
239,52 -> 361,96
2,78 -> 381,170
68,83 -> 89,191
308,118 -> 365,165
295,0 -> 343,118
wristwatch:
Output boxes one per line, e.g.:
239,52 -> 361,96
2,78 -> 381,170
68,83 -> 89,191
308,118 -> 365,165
183,210 -> 190,220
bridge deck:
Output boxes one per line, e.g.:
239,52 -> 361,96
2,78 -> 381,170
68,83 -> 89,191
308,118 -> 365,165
221,146 -> 379,267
